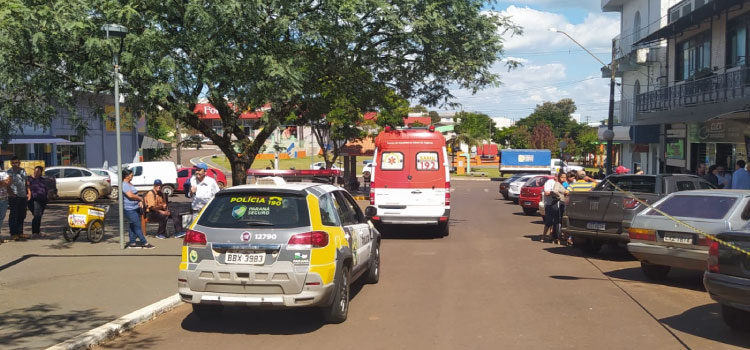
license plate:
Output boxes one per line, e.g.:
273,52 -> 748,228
663,232 -> 693,244
225,252 -> 266,265
524,201 -> 533,206
586,222 -> 606,230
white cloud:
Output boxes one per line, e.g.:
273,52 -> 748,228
504,0 -> 602,12
494,6 -> 619,53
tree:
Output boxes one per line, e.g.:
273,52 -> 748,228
1,0 -> 521,185
409,105 -> 428,114
530,122 -> 557,153
510,126 -> 531,149
577,127 -> 599,165
516,99 -> 581,139
454,111 -> 498,143
429,111 -> 440,124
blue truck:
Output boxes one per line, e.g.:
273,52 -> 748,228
498,149 -> 554,176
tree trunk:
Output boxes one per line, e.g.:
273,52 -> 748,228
230,158 -> 249,186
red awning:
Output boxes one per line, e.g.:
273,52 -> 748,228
194,103 -> 264,120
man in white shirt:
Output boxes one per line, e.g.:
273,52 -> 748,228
190,163 -> 220,213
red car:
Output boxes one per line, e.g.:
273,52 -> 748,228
519,175 -> 554,216
177,167 -> 228,192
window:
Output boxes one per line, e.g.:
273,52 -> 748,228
676,181 -> 696,191
380,152 -> 404,170
727,14 -> 749,67
45,169 -> 61,178
596,176 -> 656,193
416,152 -> 439,171
633,11 -> 642,42
699,181 -> 715,189
647,195 -> 738,219
196,192 -> 311,229
676,32 -> 711,81
81,170 -> 92,177
177,169 -> 189,177
319,193 -> 340,226
132,166 -> 143,176
333,191 -> 357,225
64,169 -> 83,178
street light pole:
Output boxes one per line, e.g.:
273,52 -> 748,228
549,28 -> 616,175
102,24 -> 128,249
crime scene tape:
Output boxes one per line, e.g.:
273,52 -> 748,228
603,179 -> 750,258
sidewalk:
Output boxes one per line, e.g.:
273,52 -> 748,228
0,198 -> 191,350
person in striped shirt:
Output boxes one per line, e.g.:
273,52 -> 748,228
569,170 -> 595,192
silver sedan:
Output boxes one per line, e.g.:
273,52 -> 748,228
627,190 -> 750,280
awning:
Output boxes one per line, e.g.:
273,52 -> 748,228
7,138 -> 72,144
141,136 -> 171,149
635,0 -> 741,45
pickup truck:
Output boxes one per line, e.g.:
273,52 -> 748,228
563,174 -> 715,253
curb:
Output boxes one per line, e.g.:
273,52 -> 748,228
46,294 -> 183,350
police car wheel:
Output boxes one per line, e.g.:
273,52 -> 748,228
192,304 -> 223,320
322,265 -> 350,324
365,241 -> 380,284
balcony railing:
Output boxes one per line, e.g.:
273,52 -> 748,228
636,67 -> 750,113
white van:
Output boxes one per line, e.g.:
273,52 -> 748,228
124,161 -> 178,196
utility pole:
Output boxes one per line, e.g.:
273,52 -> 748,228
605,38 -> 617,176
175,121 -> 182,166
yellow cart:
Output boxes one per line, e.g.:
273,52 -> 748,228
62,204 -> 109,243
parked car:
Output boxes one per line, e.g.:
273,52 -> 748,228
564,174 -> 715,253
362,162 -> 374,177
178,177 -> 380,324
499,173 -> 529,200
89,168 -> 119,199
628,190 -> 747,280
177,167 -> 228,192
44,166 -> 112,203
508,174 -> 536,204
704,230 -> 750,331
519,175 -> 554,216
368,126 -> 450,237
122,161 -> 178,196
310,162 -> 342,171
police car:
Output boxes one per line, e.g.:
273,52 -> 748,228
177,176 -> 380,323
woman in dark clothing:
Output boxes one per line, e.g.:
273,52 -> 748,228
704,165 -> 721,188
27,166 -> 48,237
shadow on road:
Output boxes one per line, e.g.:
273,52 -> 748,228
0,304 -> 112,349
542,245 -> 636,262
180,280 -> 367,335
659,303 -> 750,348
378,224 -> 450,240
604,267 -> 706,292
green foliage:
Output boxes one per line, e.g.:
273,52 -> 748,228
409,105 -> 428,114
510,127 -> 532,149
429,111 -> 440,123
147,110 -> 175,142
1,0 -> 521,185
455,111 -> 498,142
516,99 -> 582,139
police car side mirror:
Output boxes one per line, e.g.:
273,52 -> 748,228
365,206 -> 377,217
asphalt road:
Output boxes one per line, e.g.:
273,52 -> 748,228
96,180 -> 750,350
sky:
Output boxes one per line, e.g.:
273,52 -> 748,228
438,0 -> 620,126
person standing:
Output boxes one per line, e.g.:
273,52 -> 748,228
26,166 -> 48,237
731,160 -> 750,190
0,166 -> 9,242
696,163 -> 707,177
704,165 -> 720,188
144,179 -> 185,239
7,157 -> 29,241
569,170 -> 595,192
122,169 -> 154,249
189,163 -> 220,214
542,172 -> 569,244
717,165 -> 732,189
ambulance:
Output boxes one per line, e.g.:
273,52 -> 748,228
368,126 -> 451,237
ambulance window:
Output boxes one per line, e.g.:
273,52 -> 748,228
380,152 -> 404,170
416,152 -> 439,171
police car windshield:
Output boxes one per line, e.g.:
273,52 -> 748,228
197,192 -> 311,229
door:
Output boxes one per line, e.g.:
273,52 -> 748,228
130,166 -> 145,186
333,191 -> 371,273
59,168 -> 84,197
177,168 -> 190,191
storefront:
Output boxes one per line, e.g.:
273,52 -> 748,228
688,119 -> 750,170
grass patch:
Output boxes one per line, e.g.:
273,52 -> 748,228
454,167 -> 500,178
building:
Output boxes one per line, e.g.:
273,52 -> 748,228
1,94 -> 143,169
606,0 -> 750,174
